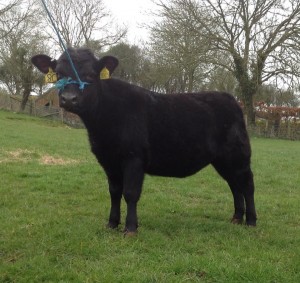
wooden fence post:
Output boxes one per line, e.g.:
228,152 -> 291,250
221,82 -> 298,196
60,108 -> 64,124
287,120 -> 291,139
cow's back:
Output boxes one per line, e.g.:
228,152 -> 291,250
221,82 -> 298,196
145,91 -> 248,177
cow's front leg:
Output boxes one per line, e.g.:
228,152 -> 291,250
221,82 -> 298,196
107,175 -> 123,229
122,158 -> 145,235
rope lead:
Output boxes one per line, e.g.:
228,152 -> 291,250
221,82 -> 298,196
41,0 -> 89,90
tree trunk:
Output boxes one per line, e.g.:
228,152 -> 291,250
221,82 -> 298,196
243,93 -> 256,126
187,68 -> 195,92
20,87 -> 31,112
20,64 -> 33,112
232,54 -> 256,126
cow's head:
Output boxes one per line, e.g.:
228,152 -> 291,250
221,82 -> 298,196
31,48 -> 118,114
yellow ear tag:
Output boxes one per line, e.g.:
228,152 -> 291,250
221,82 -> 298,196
100,67 -> 110,80
45,68 -> 57,83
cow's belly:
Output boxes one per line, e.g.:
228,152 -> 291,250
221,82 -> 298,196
145,149 -> 212,178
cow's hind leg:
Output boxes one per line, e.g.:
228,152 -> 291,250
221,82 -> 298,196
229,181 -> 245,225
230,168 -> 257,226
239,168 -> 257,226
212,162 -> 257,226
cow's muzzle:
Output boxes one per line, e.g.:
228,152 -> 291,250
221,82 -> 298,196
60,92 -> 78,110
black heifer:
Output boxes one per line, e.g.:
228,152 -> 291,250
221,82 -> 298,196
31,48 -> 257,235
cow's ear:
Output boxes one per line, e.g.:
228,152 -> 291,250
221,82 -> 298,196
95,56 -> 119,79
31,54 -> 57,74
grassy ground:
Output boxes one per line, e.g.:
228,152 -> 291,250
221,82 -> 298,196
0,110 -> 299,282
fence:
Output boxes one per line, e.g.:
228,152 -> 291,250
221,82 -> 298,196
0,94 -> 84,128
248,119 -> 300,140
1,93 -> 300,140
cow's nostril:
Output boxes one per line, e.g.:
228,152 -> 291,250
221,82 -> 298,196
61,93 -> 77,106
71,96 -> 77,104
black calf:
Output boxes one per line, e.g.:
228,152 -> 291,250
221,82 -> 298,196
32,48 -> 257,234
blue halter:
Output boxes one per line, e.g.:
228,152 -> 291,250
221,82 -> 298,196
55,77 -> 90,91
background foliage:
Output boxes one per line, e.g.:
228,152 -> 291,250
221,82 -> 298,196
0,0 -> 299,118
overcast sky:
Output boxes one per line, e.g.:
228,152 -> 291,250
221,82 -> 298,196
103,0 -> 157,44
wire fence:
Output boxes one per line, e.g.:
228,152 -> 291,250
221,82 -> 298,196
248,120 -> 300,140
1,93 -> 300,140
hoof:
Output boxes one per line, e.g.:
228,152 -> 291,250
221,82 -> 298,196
246,221 -> 257,227
123,228 -> 138,237
231,218 -> 243,225
107,222 -> 119,229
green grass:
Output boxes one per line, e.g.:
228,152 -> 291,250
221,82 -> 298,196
0,110 -> 300,282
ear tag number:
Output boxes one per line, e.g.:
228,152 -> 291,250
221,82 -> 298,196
100,67 -> 110,80
45,68 -> 58,83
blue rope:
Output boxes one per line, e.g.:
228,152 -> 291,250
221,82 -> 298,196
41,0 -> 89,90
55,77 -> 89,91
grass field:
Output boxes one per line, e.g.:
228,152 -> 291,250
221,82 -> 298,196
0,110 -> 299,282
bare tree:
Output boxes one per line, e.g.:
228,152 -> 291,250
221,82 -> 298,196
0,0 -> 48,110
41,0 -> 127,52
155,0 -> 300,125
0,0 -> 23,39
148,1 -> 212,93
